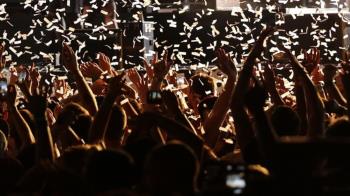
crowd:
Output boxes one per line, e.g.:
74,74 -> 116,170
0,26 -> 350,195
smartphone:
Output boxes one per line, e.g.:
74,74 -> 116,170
176,73 -> 186,88
226,164 -> 246,190
18,71 -> 27,83
226,173 -> 246,189
0,80 -> 7,95
147,90 -> 162,104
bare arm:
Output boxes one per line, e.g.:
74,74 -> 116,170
28,94 -> 55,162
203,49 -> 237,148
323,64 -> 347,106
6,85 -> 35,150
62,43 -> 98,115
231,28 -> 274,152
284,49 -> 325,137
88,74 -> 125,144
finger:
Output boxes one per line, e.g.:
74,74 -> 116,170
152,53 -> 158,65
163,50 -> 168,62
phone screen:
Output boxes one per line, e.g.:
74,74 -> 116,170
176,73 -> 187,89
18,71 -> 27,83
147,91 -> 162,104
226,174 -> 246,189
0,81 -> 7,95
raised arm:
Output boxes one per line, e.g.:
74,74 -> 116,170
6,85 -> 35,150
284,49 -> 325,137
202,48 -> 237,148
231,28 -> 274,153
28,93 -> 55,162
262,63 -> 285,106
62,43 -> 98,115
88,74 -> 126,144
0,43 -> 6,70
149,51 -> 172,91
323,64 -> 347,106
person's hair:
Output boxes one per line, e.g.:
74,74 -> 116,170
57,144 -> 101,176
326,117 -> 350,137
85,149 -> 135,193
270,106 -> 301,136
144,141 -> 199,195
197,96 -> 217,120
105,105 -> 127,142
190,74 -> 216,100
326,117 -> 350,168
70,114 -> 92,142
56,103 -> 91,142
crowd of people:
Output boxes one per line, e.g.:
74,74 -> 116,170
0,26 -> 350,195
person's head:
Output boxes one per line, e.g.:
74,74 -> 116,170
85,149 -> 135,193
197,96 -> 217,121
189,74 -> 216,113
105,105 -> 127,149
57,144 -> 101,176
270,106 -> 301,136
91,79 -> 108,96
144,141 -> 199,195
326,117 -> 350,167
57,103 -> 90,124
56,103 -> 91,140
326,117 -> 350,137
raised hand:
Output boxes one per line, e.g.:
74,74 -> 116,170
143,53 -> 158,79
29,63 -> 40,81
302,48 -> 320,74
53,77 -> 68,99
62,43 -> 79,73
127,68 -> 148,103
0,43 -> 5,70
80,62 -> 103,80
153,50 -> 172,81
283,48 -> 308,75
98,52 -> 112,73
262,63 -> 276,88
246,27 -> 274,64
216,48 -> 237,80
106,72 -> 126,97
9,67 -> 18,85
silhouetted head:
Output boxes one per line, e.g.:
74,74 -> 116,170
197,96 -> 217,121
189,74 -> 216,113
56,103 -> 91,141
326,117 -> 350,137
270,106 -> 300,136
144,141 -> 199,195
85,149 -> 135,193
326,117 -> 350,168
